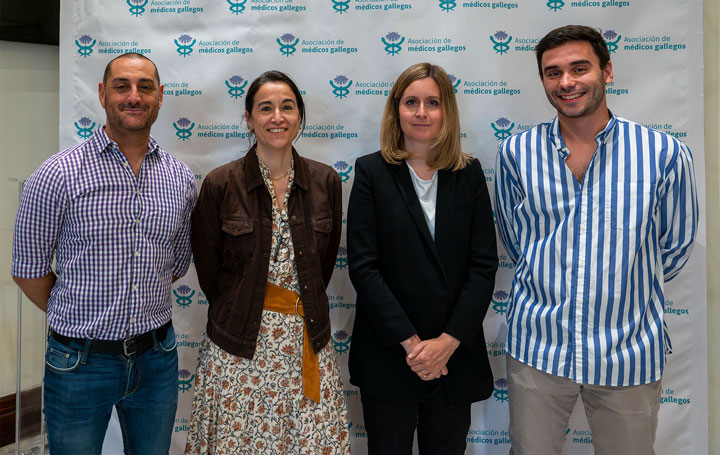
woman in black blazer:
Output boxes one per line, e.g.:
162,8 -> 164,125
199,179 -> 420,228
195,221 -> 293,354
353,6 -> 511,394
347,63 -> 498,454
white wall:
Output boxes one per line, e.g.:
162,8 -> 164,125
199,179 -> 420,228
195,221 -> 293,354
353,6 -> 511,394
0,40 -> 59,396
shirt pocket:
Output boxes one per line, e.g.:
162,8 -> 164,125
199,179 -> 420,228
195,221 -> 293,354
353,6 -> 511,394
221,218 -> 255,268
604,182 -> 655,231
311,214 -> 333,254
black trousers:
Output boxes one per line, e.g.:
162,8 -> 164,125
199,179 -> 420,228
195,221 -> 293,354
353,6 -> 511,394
360,383 -> 471,455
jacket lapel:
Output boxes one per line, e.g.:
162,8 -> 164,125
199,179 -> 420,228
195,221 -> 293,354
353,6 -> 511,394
389,161 -> 448,284
434,170 -> 455,280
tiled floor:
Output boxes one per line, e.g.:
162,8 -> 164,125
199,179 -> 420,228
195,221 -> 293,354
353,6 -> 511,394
0,433 -> 46,455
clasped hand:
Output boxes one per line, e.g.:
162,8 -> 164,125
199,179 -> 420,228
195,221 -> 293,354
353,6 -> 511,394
400,333 -> 460,381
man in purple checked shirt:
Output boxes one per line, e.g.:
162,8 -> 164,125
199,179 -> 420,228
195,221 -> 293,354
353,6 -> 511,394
11,53 -> 197,455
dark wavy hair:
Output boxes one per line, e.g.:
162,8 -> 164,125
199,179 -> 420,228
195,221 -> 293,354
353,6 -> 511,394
535,25 -> 610,76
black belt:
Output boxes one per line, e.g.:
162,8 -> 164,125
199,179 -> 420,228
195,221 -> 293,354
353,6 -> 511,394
49,320 -> 171,356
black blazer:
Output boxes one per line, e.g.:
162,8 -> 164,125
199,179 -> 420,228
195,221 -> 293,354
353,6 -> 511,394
347,151 -> 498,405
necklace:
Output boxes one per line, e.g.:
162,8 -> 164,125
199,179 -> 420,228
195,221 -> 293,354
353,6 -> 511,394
270,171 -> 289,181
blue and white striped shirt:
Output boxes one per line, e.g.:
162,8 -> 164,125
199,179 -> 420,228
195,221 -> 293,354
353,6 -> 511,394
12,128 -> 197,340
494,114 -> 697,386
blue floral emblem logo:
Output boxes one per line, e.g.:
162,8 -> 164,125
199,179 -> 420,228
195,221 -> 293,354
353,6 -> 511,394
226,75 -> 248,99
330,75 -> 352,99
603,30 -> 621,54
332,0 -> 350,13
174,284 -> 196,308
491,290 -> 510,315
75,117 -> 96,139
333,160 -> 353,183
335,247 -> 348,270
448,74 -> 461,94
546,0 -> 564,10
277,33 -> 299,57
491,118 -> 515,141
75,35 -> 96,58
227,0 -> 247,14
178,369 -> 195,393
490,31 -> 512,55
382,32 -> 405,56
175,34 -> 196,57
493,378 -> 509,403
438,0 -> 457,12
173,117 -> 195,141
332,330 -> 352,355
127,0 -> 148,16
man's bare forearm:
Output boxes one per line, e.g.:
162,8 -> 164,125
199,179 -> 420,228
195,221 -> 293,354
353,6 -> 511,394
12,273 -> 56,312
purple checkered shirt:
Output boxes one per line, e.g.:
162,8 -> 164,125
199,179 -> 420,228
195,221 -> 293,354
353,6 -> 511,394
12,127 -> 198,340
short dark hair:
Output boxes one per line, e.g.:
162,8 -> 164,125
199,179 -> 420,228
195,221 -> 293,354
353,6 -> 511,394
535,25 -> 610,76
102,53 -> 160,85
244,70 -> 306,144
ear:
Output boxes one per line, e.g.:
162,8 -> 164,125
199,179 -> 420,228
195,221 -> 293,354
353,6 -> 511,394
158,84 -> 164,109
98,82 -> 106,109
603,61 -> 614,84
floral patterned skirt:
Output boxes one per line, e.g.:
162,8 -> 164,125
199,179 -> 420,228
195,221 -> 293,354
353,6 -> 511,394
185,310 -> 350,455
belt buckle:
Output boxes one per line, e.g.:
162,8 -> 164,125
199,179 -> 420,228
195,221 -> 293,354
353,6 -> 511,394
123,337 -> 138,356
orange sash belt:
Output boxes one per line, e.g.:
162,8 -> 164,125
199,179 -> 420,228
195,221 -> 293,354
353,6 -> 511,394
263,282 -> 320,403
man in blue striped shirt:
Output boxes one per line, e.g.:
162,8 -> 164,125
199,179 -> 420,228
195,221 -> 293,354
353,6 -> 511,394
12,53 -> 197,454
494,25 -> 697,455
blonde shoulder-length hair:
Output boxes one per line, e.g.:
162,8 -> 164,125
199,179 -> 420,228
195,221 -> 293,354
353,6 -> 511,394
380,63 -> 471,171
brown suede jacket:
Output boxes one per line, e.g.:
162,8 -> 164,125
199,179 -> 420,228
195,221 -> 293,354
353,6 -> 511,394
191,146 -> 342,358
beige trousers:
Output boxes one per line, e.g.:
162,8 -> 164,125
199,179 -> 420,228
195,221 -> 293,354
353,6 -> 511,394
506,355 -> 661,455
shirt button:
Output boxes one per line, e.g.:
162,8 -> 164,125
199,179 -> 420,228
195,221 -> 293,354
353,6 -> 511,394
303,285 -> 308,290
130,317 -> 136,323
135,219 -> 140,224
136,190 -> 141,195
297,251 -> 303,256
132,285 -> 138,291
291,215 -> 297,221
135,251 -> 141,257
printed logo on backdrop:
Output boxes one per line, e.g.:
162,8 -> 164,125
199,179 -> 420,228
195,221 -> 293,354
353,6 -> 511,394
490,31 -> 512,55
173,117 -> 195,141
498,254 -> 515,269
603,30 -> 622,54
664,300 -> 690,316
178,368 -> 195,393
611,29 -> 686,52
551,0 -> 631,11
176,34 -> 253,57
330,75 -> 353,98
301,39 -> 357,56
448,74 -> 461,94
605,82 -> 629,97
164,81 -> 202,98
332,0 -> 350,13
493,378 -> 508,403
332,330 -> 352,355
174,417 -> 190,433
491,290 -> 510,314
333,161 -> 353,183
661,387 -> 691,406
329,294 -> 355,311
278,33 -> 300,57
487,340 -> 506,357
546,0 -> 564,11
175,34 -> 196,57
461,79 -> 521,96
75,35 -> 96,58
226,75 -> 248,99
228,0 -> 248,14
301,123 -> 358,140
467,428 -> 511,445
75,117 -> 97,138
335,246 -> 348,270
439,0 -> 518,11
174,284 -> 195,307
134,0 -> 204,15
382,32 -> 405,55
491,117 -> 516,141
355,0 -> 412,12
567,428 -> 593,445
127,0 -> 148,17
383,32 -> 468,56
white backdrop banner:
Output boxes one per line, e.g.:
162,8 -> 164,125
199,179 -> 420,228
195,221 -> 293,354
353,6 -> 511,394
59,1 -> 707,453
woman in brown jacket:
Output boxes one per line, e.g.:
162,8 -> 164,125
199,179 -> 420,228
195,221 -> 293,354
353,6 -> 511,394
185,71 -> 349,455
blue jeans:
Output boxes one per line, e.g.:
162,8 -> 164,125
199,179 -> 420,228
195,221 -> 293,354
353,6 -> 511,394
44,324 -> 179,455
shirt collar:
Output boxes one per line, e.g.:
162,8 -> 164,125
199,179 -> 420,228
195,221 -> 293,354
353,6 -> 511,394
91,126 -> 161,157
549,110 -> 618,159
